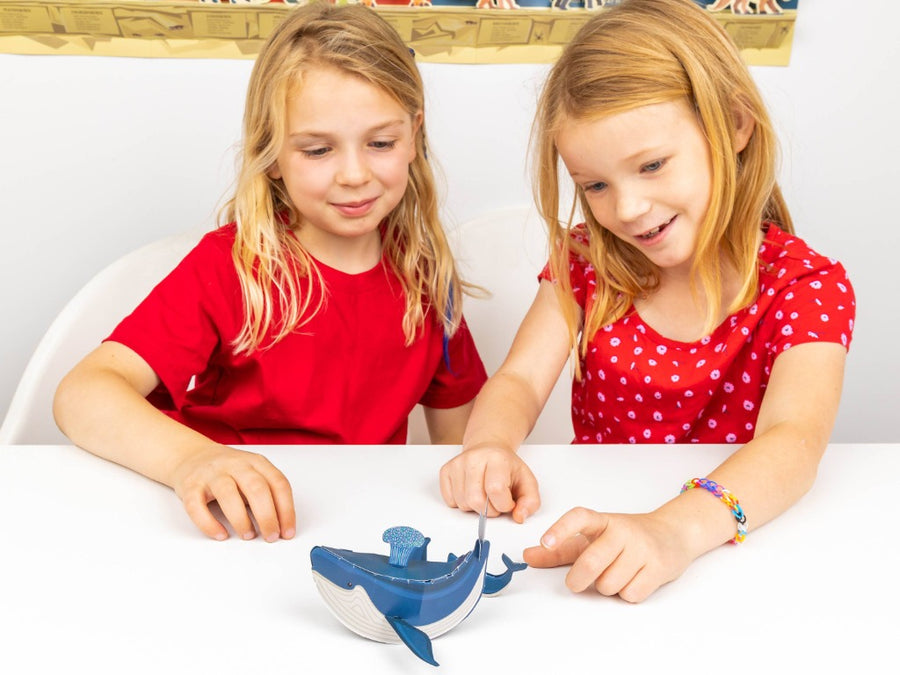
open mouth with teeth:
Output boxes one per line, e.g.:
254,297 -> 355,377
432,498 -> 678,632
639,216 -> 674,240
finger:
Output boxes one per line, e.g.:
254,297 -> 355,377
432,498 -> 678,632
567,537 -> 622,593
511,465 -> 541,523
483,462 -> 515,515
447,470 -> 472,513
210,477 -> 256,540
439,463 -> 458,509
522,534 -> 589,568
181,487 -> 229,541
616,568 -> 658,604
461,463 -> 487,513
253,459 -> 296,540
592,546 -> 644,598
234,471 -> 281,543
539,507 -> 610,550
452,473 -> 477,513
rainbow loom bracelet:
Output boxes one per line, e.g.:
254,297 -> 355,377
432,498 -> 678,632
681,478 -> 747,544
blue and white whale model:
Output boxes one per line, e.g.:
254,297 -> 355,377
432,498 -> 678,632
310,515 -> 526,666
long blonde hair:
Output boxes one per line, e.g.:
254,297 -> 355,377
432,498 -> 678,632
221,2 -> 464,354
534,0 -> 792,362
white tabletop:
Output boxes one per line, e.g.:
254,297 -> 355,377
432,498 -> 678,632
1,443 -> 897,673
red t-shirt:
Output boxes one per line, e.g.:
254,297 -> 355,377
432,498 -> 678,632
107,225 -> 487,445
541,223 -> 856,444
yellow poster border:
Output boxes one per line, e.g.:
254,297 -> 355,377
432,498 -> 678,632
0,1 -> 796,66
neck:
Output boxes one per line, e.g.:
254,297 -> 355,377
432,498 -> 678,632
637,260 -> 743,343
294,228 -> 383,275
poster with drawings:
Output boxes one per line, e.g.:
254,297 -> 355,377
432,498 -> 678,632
0,0 -> 800,64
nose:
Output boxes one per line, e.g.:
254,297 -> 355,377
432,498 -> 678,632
335,148 -> 372,186
614,183 -> 651,224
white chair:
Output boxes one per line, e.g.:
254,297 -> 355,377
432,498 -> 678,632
0,229 -> 205,445
407,205 -> 572,444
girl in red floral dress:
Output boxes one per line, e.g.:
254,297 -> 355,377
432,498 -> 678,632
440,0 -> 855,602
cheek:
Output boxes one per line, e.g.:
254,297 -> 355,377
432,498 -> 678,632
584,195 -> 613,226
380,154 -> 414,188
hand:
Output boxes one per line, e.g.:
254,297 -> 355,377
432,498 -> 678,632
439,445 -> 540,523
523,507 -> 694,603
170,444 -> 296,542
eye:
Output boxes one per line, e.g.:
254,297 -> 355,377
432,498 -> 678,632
301,146 -> 330,158
370,140 -> 398,151
641,159 -> 666,173
583,181 -> 607,193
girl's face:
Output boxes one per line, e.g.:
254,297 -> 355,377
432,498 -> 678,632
270,65 -> 421,268
555,99 -> 713,278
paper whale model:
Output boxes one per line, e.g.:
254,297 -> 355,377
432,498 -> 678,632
310,518 -> 526,666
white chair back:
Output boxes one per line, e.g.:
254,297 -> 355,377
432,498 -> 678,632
0,230 -> 204,444
408,206 -> 572,444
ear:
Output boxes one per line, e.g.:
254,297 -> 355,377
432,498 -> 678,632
732,101 -> 755,154
267,161 -> 282,180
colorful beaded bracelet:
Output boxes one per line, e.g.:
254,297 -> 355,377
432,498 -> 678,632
681,477 -> 748,544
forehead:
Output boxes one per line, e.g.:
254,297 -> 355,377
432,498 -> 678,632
555,100 -> 703,154
283,65 -> 411,130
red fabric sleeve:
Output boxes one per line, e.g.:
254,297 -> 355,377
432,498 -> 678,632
105,228 -> 241,409
419,316 -> 487,409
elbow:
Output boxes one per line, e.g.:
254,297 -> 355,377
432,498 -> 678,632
52,371 -> 79,436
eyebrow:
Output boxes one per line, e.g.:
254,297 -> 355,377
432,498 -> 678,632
287,118 -> 408,141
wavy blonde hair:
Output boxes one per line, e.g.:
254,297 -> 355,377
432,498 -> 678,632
534,0 -> 792,363
221,2 -> 465,354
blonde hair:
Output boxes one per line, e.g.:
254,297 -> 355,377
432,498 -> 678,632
534,0 -> 792,363
221,2 -> 464,354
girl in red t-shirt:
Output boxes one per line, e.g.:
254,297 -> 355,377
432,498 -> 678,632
440,0 -> 855,601
54,4 -> 487,542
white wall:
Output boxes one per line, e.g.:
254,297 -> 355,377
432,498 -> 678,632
1,1 -> 897,442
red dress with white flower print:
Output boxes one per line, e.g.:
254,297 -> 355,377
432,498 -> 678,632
541,223 -> 856,444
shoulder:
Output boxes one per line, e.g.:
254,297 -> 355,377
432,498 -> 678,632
755,223 -> 855,349
760,224 -> 849,279
759,223 -> 853,297
172,224 -> 237,274
195,223 -> 237,256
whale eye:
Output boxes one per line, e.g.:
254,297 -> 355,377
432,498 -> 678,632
346,582 -> 353,588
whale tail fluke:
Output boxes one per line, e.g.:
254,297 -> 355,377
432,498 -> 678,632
482,553 -> 528,596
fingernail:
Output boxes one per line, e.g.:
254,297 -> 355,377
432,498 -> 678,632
242,531 -> 256,541
284,527 -> 296,539
541,534 -> 556,549
265,532 -> 279,543
214,532 -> 227,541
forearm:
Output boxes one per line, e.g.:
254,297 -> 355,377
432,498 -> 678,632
656,423 -> 828,558
54,368 -> 220,489
462,370 -> 545,454
423,401 -> 474,445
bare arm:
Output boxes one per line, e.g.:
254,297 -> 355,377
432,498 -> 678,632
679,341 -> 847,546
440,280 -> 574,520
525,341 -> 847,602
422,401 -> 474,445
53,341 -> 295,541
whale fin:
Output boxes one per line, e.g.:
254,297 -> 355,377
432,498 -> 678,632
446,552 -> 458,563
385,615 -> 438,667
483,554 -> 528,596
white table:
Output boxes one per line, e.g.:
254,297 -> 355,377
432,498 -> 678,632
1,444 -> 897,673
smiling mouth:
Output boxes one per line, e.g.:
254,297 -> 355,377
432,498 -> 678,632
335,198 -> 375,209
639,216 -> 675,240
332,197 -> 377,216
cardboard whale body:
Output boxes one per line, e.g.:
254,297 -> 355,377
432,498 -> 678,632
310,521 -> 526,666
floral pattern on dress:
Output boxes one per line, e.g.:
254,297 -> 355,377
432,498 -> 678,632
540,223 -> 856,444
